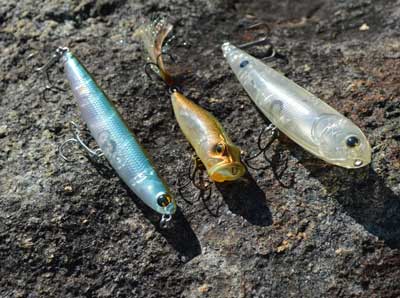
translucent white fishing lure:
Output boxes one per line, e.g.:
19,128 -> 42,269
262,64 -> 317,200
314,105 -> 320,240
222,42 -> 371,168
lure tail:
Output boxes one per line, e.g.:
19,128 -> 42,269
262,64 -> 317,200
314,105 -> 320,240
134,18 -> 174,85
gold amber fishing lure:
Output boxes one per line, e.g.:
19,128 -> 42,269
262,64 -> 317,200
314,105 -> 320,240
134,19 -> 246,182
171,91 -> 245,182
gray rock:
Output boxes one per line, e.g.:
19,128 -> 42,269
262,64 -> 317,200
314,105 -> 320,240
0,0 -> 399,297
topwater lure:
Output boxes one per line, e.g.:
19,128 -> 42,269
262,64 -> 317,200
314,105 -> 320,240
222,42 -> 372,169
45,47 -> 176,224
170,91 -> 245,182
135,20 -> 246,182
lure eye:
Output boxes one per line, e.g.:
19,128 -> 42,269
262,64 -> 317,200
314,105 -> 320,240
346,136 -> 359,148
215,143 -> 225,154
157,194 -> 172,207
240,60 -> 249,68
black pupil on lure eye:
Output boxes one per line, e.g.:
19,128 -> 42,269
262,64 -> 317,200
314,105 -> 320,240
240,60 -> 249,68
346,136 -> 359,147
157,195 -> 169,207
216,144 -> 224,153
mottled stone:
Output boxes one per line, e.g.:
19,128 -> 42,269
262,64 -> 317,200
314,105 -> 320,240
0,0 -> 399,297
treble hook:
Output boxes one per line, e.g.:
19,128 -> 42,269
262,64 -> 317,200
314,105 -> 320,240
183,155 -> 212,191
245,22 -> 272,32
238,36 -> 272,49
245,124 -> 294,188
157,52 -> 176,67
36,47 -> 69,98
238,37 -> 288,62
59,121 -> 103,162
160,214 -> 173,229
191,160 -> 212,191
176,154 -> 221,217
245,123 -> 278,170
35,47 -> 69,73
144,62 -> 166,84
144,52 -> 180,92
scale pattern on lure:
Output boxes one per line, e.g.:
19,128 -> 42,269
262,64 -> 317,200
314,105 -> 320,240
222,42 -> 371,168
135,19 -> 246,182
62,49 -> 176,215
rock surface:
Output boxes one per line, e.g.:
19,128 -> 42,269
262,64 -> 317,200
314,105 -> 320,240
1,0 -> 399,297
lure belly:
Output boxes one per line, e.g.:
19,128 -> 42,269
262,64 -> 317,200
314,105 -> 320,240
62,50 -> 176,215
222,42 -> 371,168
171,91 -> 245,182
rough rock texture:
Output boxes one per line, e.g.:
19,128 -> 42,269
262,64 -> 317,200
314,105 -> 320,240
1,0 -> 399,297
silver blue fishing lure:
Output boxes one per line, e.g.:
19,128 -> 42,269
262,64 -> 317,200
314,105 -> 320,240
56,48 -> 176,221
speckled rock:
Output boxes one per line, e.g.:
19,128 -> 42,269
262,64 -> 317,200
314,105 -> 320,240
0,0 -> 399,297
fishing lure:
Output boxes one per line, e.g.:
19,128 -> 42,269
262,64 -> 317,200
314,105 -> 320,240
135,20 -> 246,182
133,18 -> 174,85
171,91 -> 245,182
48,47 -> 176,223
222,42 -> 371,169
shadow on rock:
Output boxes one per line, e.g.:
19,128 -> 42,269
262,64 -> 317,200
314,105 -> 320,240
262,138 -> 400,248
87,158 -> 201,260
122,184 -> 202,261
304,163 -> 400,249
154,208 -> 201,262
216,171 -> 273,226
89,157 -> 116,179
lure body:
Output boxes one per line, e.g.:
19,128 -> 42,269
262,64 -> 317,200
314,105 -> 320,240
171,91 -> 245,182
62,50 -> 176,215
222,43 -> 371,168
